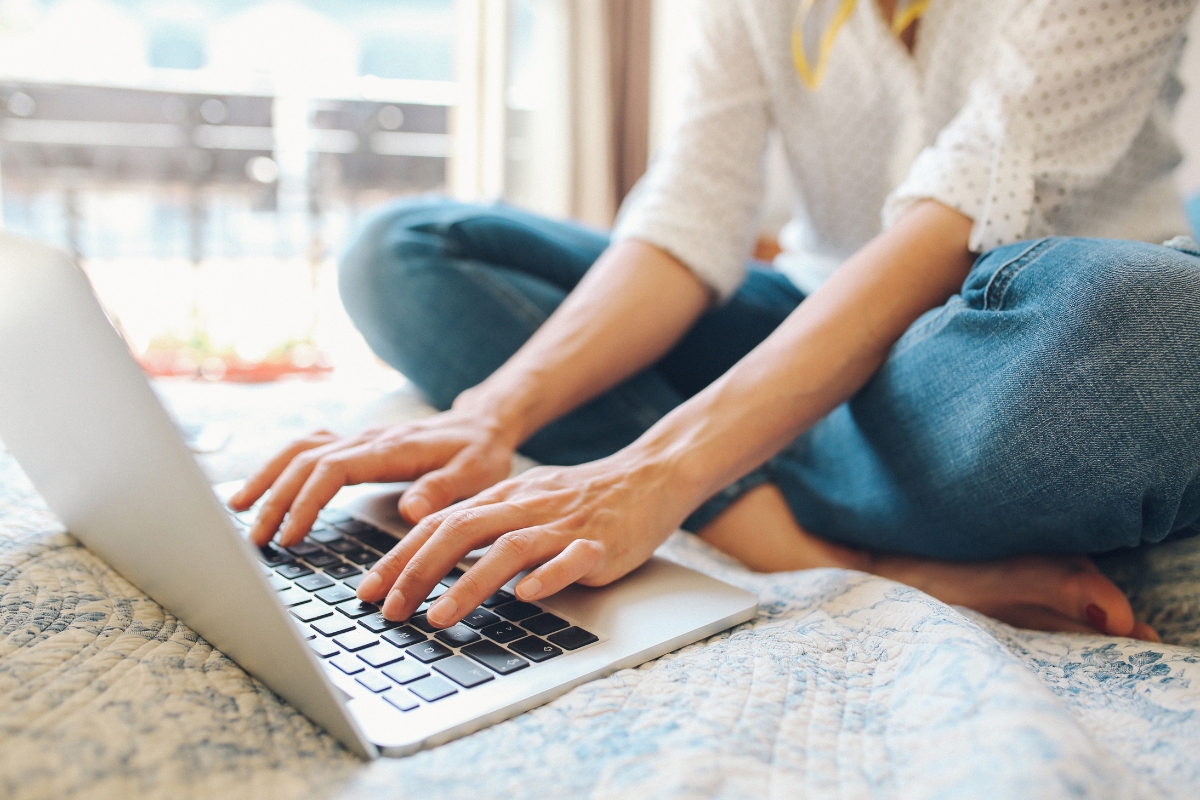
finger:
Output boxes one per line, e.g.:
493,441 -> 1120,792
248,436 -> 366,545
356,508 -> 449,603
400,446 -> 503,523
514,538 -> 605,601
229,430 -> 336,510
383,503 -> 535,623
425,524 -> 565,627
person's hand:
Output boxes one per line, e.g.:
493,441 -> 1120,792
229,409 -> 518,548
355,449 -> 692,628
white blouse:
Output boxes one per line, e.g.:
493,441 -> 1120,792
613,0 -> 1197,299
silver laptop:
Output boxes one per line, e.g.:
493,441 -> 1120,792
0,233 -> 758,759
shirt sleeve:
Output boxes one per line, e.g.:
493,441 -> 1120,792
883,0 -> 1198,252
611,0 -> 772,301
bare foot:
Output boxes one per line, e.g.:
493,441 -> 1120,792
697,485 -> 1160,642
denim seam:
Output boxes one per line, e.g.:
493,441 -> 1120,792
455,259 -> 552,333
982,237 -> 1058,311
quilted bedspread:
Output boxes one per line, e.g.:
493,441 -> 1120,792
1,380 -> 1199,800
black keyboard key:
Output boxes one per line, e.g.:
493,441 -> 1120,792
276,587 -> 310,607
435,624 -> 482,648
308,638 -> 339,658
355,672 -> 392,693
409,614 -> 439,634
425,583 -> 448,601
296,573 -> 335,592
358,643 -> 406,668
308,527 -> 343,544
406,640 -> 452,663
522,613 -> 569,636
319,509 -> 353,525
548,626 -> 600,651
434,655 -> 494,688
408,675 -> 457,702
325,563 -> 362,580
462,640 -> 529,675
290,602 -> 332,623
258,544 -> 294,566
383,660 -> 430,685
304,551 -> 342,568
381,626 -> 426,648
385,693 -> 419,712
481,621 -> 525,643
316,585 -> 356,605
334,518 -> 374,535
325,537 -> 358,553
341,547 -> 375,565
332,629 -> 379,652
311,617 -> 355,637
510,636 -> 563,662
351,529 -> 398,553
342,573 -> 366,591
461,608 -> 501,629
286,541 -> 323,557
494,601 -> 542,621
276,563 -> 313,580
439,568 -> 465,587
266,574 -> 290,592
329,654 -> 364,675
481,589 -> 514,608
336,599 -> 378,619
361,613 -> 402,634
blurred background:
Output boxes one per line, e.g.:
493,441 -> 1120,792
0,0 -> 1198,389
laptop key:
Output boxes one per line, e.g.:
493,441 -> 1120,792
342,573 -> 366,591
277,587 -> 311,607
381,626 -> 426,648
360,613 -> 402,634
336,599 -> 378,619
359,643 -> 406,668
383,660 -> 430,685
406,640 -> 453,663
493,601 -> 542,621
481,621 -> 525,644
341,547 -> 375,565
290,602 -> 333,623
308,638 -> 339,658
305,551 -> 341,568
325,563 -> 362,580
296,573 -> 335,592
385,692 -> 420,712
356,672 -> 392,693
309,527 -> 343,544
461,607 -> 501,629
350,529 -> 398,553
481,590 -> 514,608
523,613 -> 570,637
311,617 -> 356,637
409,614 -> 439,634
332,629 -> 379,652
462,640 -> 529,675
435,624 -> 482,648
434,655 -> 494,689
325,537 -> 358,553
276,563 -> 313,580
316,585 -> 356,605
408,675 -> 457,702
334,518 -> 374,535
329,654 -> 364,675
548,626 -> 600,651
439,568 -> 464,587
424,583 -> 448,601
258,544 -> 294,566
266,574 -> 290,592
509,636 -> 563,662
286,541 -> 323,557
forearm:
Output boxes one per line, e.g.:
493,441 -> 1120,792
454,238 -> 711,447
632,201 -> 974,511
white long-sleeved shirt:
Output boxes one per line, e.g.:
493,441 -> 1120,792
613,0 -> 1196,299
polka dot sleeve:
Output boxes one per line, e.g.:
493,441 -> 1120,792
883,0 -> 1197,253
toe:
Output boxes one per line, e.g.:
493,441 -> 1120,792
1131,621 -> 1161,643
1068,570 -> 1136,637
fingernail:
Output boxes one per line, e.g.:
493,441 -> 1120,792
357,572 -> 382,600
1086,604 -> 1108,633
428,596 -> 457,627
382,587 -> 406,620
405,494 -> 431,520
517,577 -> 542,601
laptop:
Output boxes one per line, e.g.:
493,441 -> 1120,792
0,233 -> 759,759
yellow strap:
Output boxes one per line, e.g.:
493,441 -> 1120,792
792,0 -> 928,90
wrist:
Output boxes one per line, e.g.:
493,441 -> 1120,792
451,376 -> 540,450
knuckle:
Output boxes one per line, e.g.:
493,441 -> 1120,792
449,570 -> 486,600
493,529 -> 537,560
436,509 -> 481,542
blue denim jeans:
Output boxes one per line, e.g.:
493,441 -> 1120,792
339,197 -> 1200,560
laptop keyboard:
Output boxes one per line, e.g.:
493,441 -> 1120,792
229,506 -> 600,713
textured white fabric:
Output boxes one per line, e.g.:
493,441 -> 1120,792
613,0 -> 1196,300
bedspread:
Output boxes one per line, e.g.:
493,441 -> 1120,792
1,381 -> 1198,800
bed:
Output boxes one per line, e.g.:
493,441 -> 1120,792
1,379 -> 1198,799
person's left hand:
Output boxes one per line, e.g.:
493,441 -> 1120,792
355,449 -> 692,628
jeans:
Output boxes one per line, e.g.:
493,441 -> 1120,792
339,197 -> 1200,560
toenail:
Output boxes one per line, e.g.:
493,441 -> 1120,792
1085,604 -> 1107,633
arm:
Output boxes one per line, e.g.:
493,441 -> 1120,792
364,200 -> 973,625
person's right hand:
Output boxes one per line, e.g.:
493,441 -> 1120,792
228,409 -> 518,548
